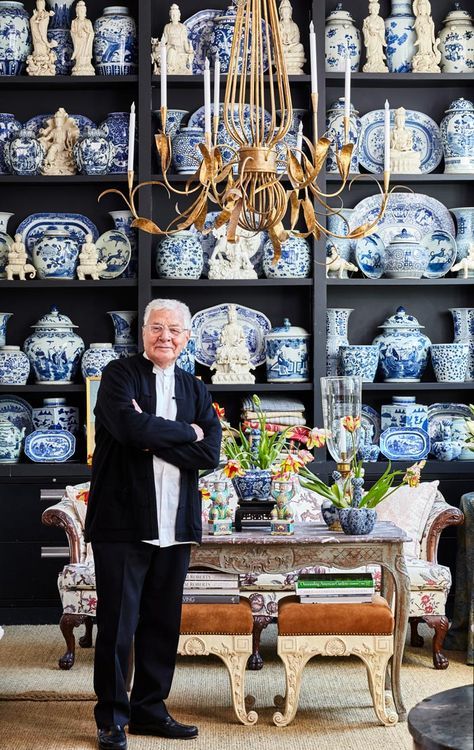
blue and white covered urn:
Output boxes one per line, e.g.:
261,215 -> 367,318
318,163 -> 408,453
156,231 -> 203,279
440,98 -> 474,174
325,3 -> 361,72
263,235 -> 311,278
326,98 -> 361,174
23,306 -> 85,384
81,342 -> 119,378
383,229 -> 430,279
93,5 -> 137,75
265,318 -> 310,383
3,128 -> 45,175
74,127 -> 115,175
0,1 -> 31,75
372,306 -> 431,382
32,229 -> 79,280
0,345 -> 30,384
439,3 -> 474,74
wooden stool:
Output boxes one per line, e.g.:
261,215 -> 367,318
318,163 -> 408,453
178,598 -> 258,725
273,594 -> 398,727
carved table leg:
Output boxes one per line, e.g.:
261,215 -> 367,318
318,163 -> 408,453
388,552 -> 411,722
247,615 -> 272,671
78,616 -> 93,648
410,617 -> 425,647
59,613 -> 90,670
422,615 -> 449,670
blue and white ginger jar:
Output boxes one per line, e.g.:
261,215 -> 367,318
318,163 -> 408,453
384,0 -> 416,73
171,127 -> 204,174
383,229 -> 430,279
81,342 -> 119,378
265,318 -> 310,383
440,98 -> 474,174
3,128 -> 45,175
0,112 -> 21,173
263,235 -> 311,278
0,345 -> 30,384
32,228 -> 79,280
99,112 -> 129,174
325,3 -> 361,72
156,231 -> 203,279
0,1 -> 31,75
93,5 -> 137,75
372,306 -> 431,382
209,4 -> 268,74
381,395 -> 429,432
74,127 -> 115,175
439,3 -> 474,73
32,397 -> 79,434
0,416 -> 24,463
326,98 -> 361,174
23,306 -> 85,384
176,336 -> 196,374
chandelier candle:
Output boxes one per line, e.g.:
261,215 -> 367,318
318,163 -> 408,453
204,57 -> 212,147
384,99 -> 391,191
344,47 -> 351,141
160,40 -> 167,110
213,57 -> 220,144
127,101 -> 135,188
309,20 -> 318,142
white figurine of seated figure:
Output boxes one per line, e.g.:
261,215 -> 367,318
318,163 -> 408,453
451,245 -> 474,278
326,245 -> 358,278
211,304 -> 255,384
208,225 -> 259,279
389,107 -> 421,174
5,234 -> 36,280
152,4 -> 194,75
278,0 -> 306,75
77,234 -> 107,280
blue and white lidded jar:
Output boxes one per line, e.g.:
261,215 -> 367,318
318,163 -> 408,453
372,306 -> 432,382
265,318 -> 310,383
23,306 -> 85,384
440,98 -> 474,174
32,229 -> 79,280
93,5 -> 137,75
209,4 -> 268,74
0,345 -> 30,384
439,3 -> 474,74
381,395 -> 429,432
325,3 -> 361,72
3,128 -> 45,175
0,112 -> 21,173
74,127 -> 115,175
262,235 -> 311,278
384,0 -> 416,73
81,342 -> 119,378
383,229 -> 430,279
32,397 -> 79,434
0,1 -> 31,75
99,112 -> 129,174
156,231 -> 203,279
326,98 -> 361,174
171,127 -> 205,174
176,336 -> 196,375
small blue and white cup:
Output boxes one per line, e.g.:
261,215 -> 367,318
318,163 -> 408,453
430,343 -> 469,382
339,344 -> 380,382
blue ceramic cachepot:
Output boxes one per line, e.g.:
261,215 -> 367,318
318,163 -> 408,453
430,343 -> 469,382
74,127 -> 115,175
326,99 -> 361,174
81,342 -> 119,378
3,128 -> 45,175
32,229 -> 79,280
23,306 -> 85,384
384,0 -> 416,73
232,468 -> 272,502
32,397 -> 79,434
0,113 -> 21,173
93,5 -> 137,75
338,507 -> 377,535
372,306 -> 432,382
265,318 -> 310,383
339,344 -> 379,382
0,345 -> 29,384
156,231 -> 203,279
99,112 -> 129,174
324,3 -> 361,72
263,235 -> 311,278
440,98 -> 474,174
109,210 -> 137,278
0,1 -> 31,75
171,127 -> 205,174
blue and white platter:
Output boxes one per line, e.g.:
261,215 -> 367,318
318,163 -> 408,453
17,212 -> 99,257
24,114 -> 95,136
183,8 -> 221,74
421,230 -> 457,278
191,303 -> 271,367
355,234 -> 385,278
361,404 -> 381,444
0,231 -> 13,278
349,193 -> 455,248
0,395 -> 34,435
379,426 -> 430,461
189,210 -> 265,277
24,428 -> 76,463
358,109 -> 443,174
427,402 -> 471,441
96,230 -> 131,279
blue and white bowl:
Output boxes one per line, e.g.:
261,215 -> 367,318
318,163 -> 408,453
430,343 -> 469,383
339,344 -> 379,382
81,342 -> 119,379
0,345 -> 29,385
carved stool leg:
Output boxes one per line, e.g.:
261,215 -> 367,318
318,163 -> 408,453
247,615 -> 272,671
422,615 -> 449,669
273,647 -> 310,727
220,650 -> 258,725
360,652 -> 398,726
78,616 -> 93,648
410,617 -> 425,647
59,613 -> 90,670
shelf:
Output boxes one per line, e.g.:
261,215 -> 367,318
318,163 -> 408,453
327,278 -> 474,286
362,382 -> 473,391
151,74 -> 311,87
326,460 -> 474,476
326,72 -> 474,87
0,175 -> 128,184
0,463 -> 91,477
0,279 -> 137,288
326,173 -> 474,183
205,383 -> 313,392
0,75 -> 138,89
0,385 -> 85,393
151,279 -> 313,287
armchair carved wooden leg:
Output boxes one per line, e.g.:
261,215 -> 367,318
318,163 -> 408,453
409,615 -> 449,669
247,615 -> 272,671
59,613 -> 93,670
78,616 -> 93,648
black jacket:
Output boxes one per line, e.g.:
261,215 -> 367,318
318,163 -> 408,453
84,354 -> 222,544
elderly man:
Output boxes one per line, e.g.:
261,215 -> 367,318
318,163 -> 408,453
85,299 -> 222,750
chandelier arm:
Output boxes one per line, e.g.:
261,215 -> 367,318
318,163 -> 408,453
267,0 -> 292,140
98,187 -> 134,214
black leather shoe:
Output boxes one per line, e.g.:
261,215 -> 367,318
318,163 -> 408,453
128,715 -> 198,739
97,725 -> 127,750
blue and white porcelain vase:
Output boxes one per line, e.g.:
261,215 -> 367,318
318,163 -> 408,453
209,4 -> 268,74
176,336 -> 196,374
109,210 -> 137,278
156,231 -> 203,279
0,416 -> 24,463
0,1 -> 31,75
152,109 -> 189,139
439,3 -> 474,73
0,311 -> 12,346
23,306 -> 85,384
451,207 -> 474,261
440,98 -> 474,174
93,5 -> 137,75
381,395 -> 429,432
81,342 -> 119,378
0,211 -> 13,233
450,307 -> 474,380
265,318 -> 310,383
32,229 -> 79,280
171,127 -> 205,174
326,308 -> 352,376
3,128 -> 45,175
99,112 -> 129,173
372,306 -> 432,382
0,112 -> 21,173
32,397 -> 79,434
339,344 -> 380,382
107,310 -> 137,347
324,3 -> 361,72
232,468 -> 272,502
384,0 -> 416,73
326,208 -> 354,262
47,24 -> 73,76
326,98 -> 361,174
262,235 -> 311,278
383,229 -> 430,278
0,345 -> 29,384
74,127 -> 115,175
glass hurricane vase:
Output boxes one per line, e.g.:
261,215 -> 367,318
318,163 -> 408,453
321,375 -> 362,466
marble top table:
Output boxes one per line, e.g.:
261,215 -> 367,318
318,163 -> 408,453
408,684 -> 474,749
192,521 -> 411,721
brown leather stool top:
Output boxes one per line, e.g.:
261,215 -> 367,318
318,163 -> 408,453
180,598 -> 254,635
278,594 -> 394,635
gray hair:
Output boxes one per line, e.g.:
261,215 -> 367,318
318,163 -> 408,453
143,298 -> 192,329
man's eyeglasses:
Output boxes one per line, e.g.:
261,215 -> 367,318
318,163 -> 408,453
144,324 -> 189,337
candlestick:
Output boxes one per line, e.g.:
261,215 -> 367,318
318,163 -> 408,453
127,101 -> 135,174
213,57 -> 220,144
384,99 -> 391,174
296,121 -> 303,163
204,57 -> 211,144
309,20 -> 318,95
344,46 -> 351,140
160,41 -> 167,110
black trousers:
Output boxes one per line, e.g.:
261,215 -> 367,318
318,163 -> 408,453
92,541 -> 191,729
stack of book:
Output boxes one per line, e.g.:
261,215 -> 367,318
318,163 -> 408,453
296,573 -> 375,604
182,568 -> 240,604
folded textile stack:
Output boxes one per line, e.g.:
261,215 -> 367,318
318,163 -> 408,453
240,395 -> 306,433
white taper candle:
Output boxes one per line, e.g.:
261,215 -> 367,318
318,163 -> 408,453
213,57 -> 220,118
384,99 -> 391,173
296,121 -> 304,163
160,41 -> 167,110
127,101 -> 135,173
204,57 -> 211,137
309,21 -> 318,95
344,46 -> 351,125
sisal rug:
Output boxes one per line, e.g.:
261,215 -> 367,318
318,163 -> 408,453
0,624 -> 472,750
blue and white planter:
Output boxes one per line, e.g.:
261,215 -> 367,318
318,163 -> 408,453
232,468 -> 272,502
23,306 -> 85,384
440,98 -> 474,174
430,342 -> 469,382
372,306 -> 431,382
325,3 -> 361,72
439,3 -> 474,74
0,112 -> 21,173
384,0 -> 416,73
381,396 -> 429,432
32,397 -> 79,435
32,229 -> 79,280
155,231 -> 203,279
93,5 -> 137,75
0,1 -> 31,75
3,128 -> 45,175
0,312 -> 12,346
171,127 -> 205,174
262,235 -> 311,278
0,345 -> 29,384
265,319 -> 310,383
109,210 -> 137,278
81,342 -> 119,379
326,307 -> 352,376
176,336 -> 196,374
99,112 -> 129,174
339,344 -> 379,382
152,109 -> 189,139
326,99 -> 361,174
107,310 -> 137,346
450,307 -> 474,380
338,507 -> 376,535
0,417 -> 24,463
74,128 -> 115,175
383,229 -> 430,279
451,207 -> 474,261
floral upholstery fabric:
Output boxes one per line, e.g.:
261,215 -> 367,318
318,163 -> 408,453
61,588 -> 97,615
60,562 -> 96,590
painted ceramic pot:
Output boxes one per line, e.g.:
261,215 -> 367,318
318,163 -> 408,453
0,312 -> 12,346
74,127 -> 115,175
440,98 -> 474,174
262,235 -> 311,278
0,112 -> 21,173
99,112 -> 129,174
107,310 -> 137,346
326,208 -> 354,262
0,1 -> 31,75
152,109 -> 189,139
48,26 -> 73,75
0,345 -> 29,384
430,439 -> 463,461
23,306 -> 85,384
372,306 -> 431,382
338,507 -> 377,535
325,2 -> 361,72
0,416 -> 24,463
450,207 -> 474,261
176,336 -> 196,374
326,99 -> 361,174
321,500 -> 341,530
265,318 -> 310,383
232,468 -> 272,502
32,397 -> 79,434
339,344 -> 380,382
171,127 -> 205,174
384,0 -> 416,73
430,342 -> 469,382
383,229 -> 430,279
155,231 -> 203,279
3,128 -> 45,175
93,5 -> 137,75
109,210 -> 137,278
450,307 -> 474,380
381,395 -> 429,432
326,308 -> 353,376
209,4 -> 268,74
81,342 -> 119,378
32,229 -> 79,280
439,2 -> 474,73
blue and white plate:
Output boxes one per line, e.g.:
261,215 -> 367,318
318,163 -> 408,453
359,109 -> 443,174
427,402 -> 471,441
0,395 -> 34,435
421,230 -> 457,278
349,193 -> 455,248
24,428 -> 76,463
355,234 -> 385,278
96,230 -> 131,279
189,210 -> 266,277
361,404 -> 381,444
183,8 -> 221,74
191,303 -> 271,367
379,426 -> 430,461
0,231 -> 14,278
23,114 -> 95,136
17,212 -> 99,258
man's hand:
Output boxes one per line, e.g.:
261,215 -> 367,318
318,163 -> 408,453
191,423 -> 204,442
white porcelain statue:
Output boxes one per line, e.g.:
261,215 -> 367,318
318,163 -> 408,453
208,226 -> 259,280
39,107 -> 79,175
71,1 -> 95,76
362,1 -> 388,73
412,0 -> 441,73
390,106 -> 421,173
26,0 -> 57,76
77,234 -> 107,280
211,304 -> 255,384
326,245 -> 358,278
5,234 -> 36,280
278,0 -> 306,75
152,3 -> 194,75
451,244 -> 474,278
